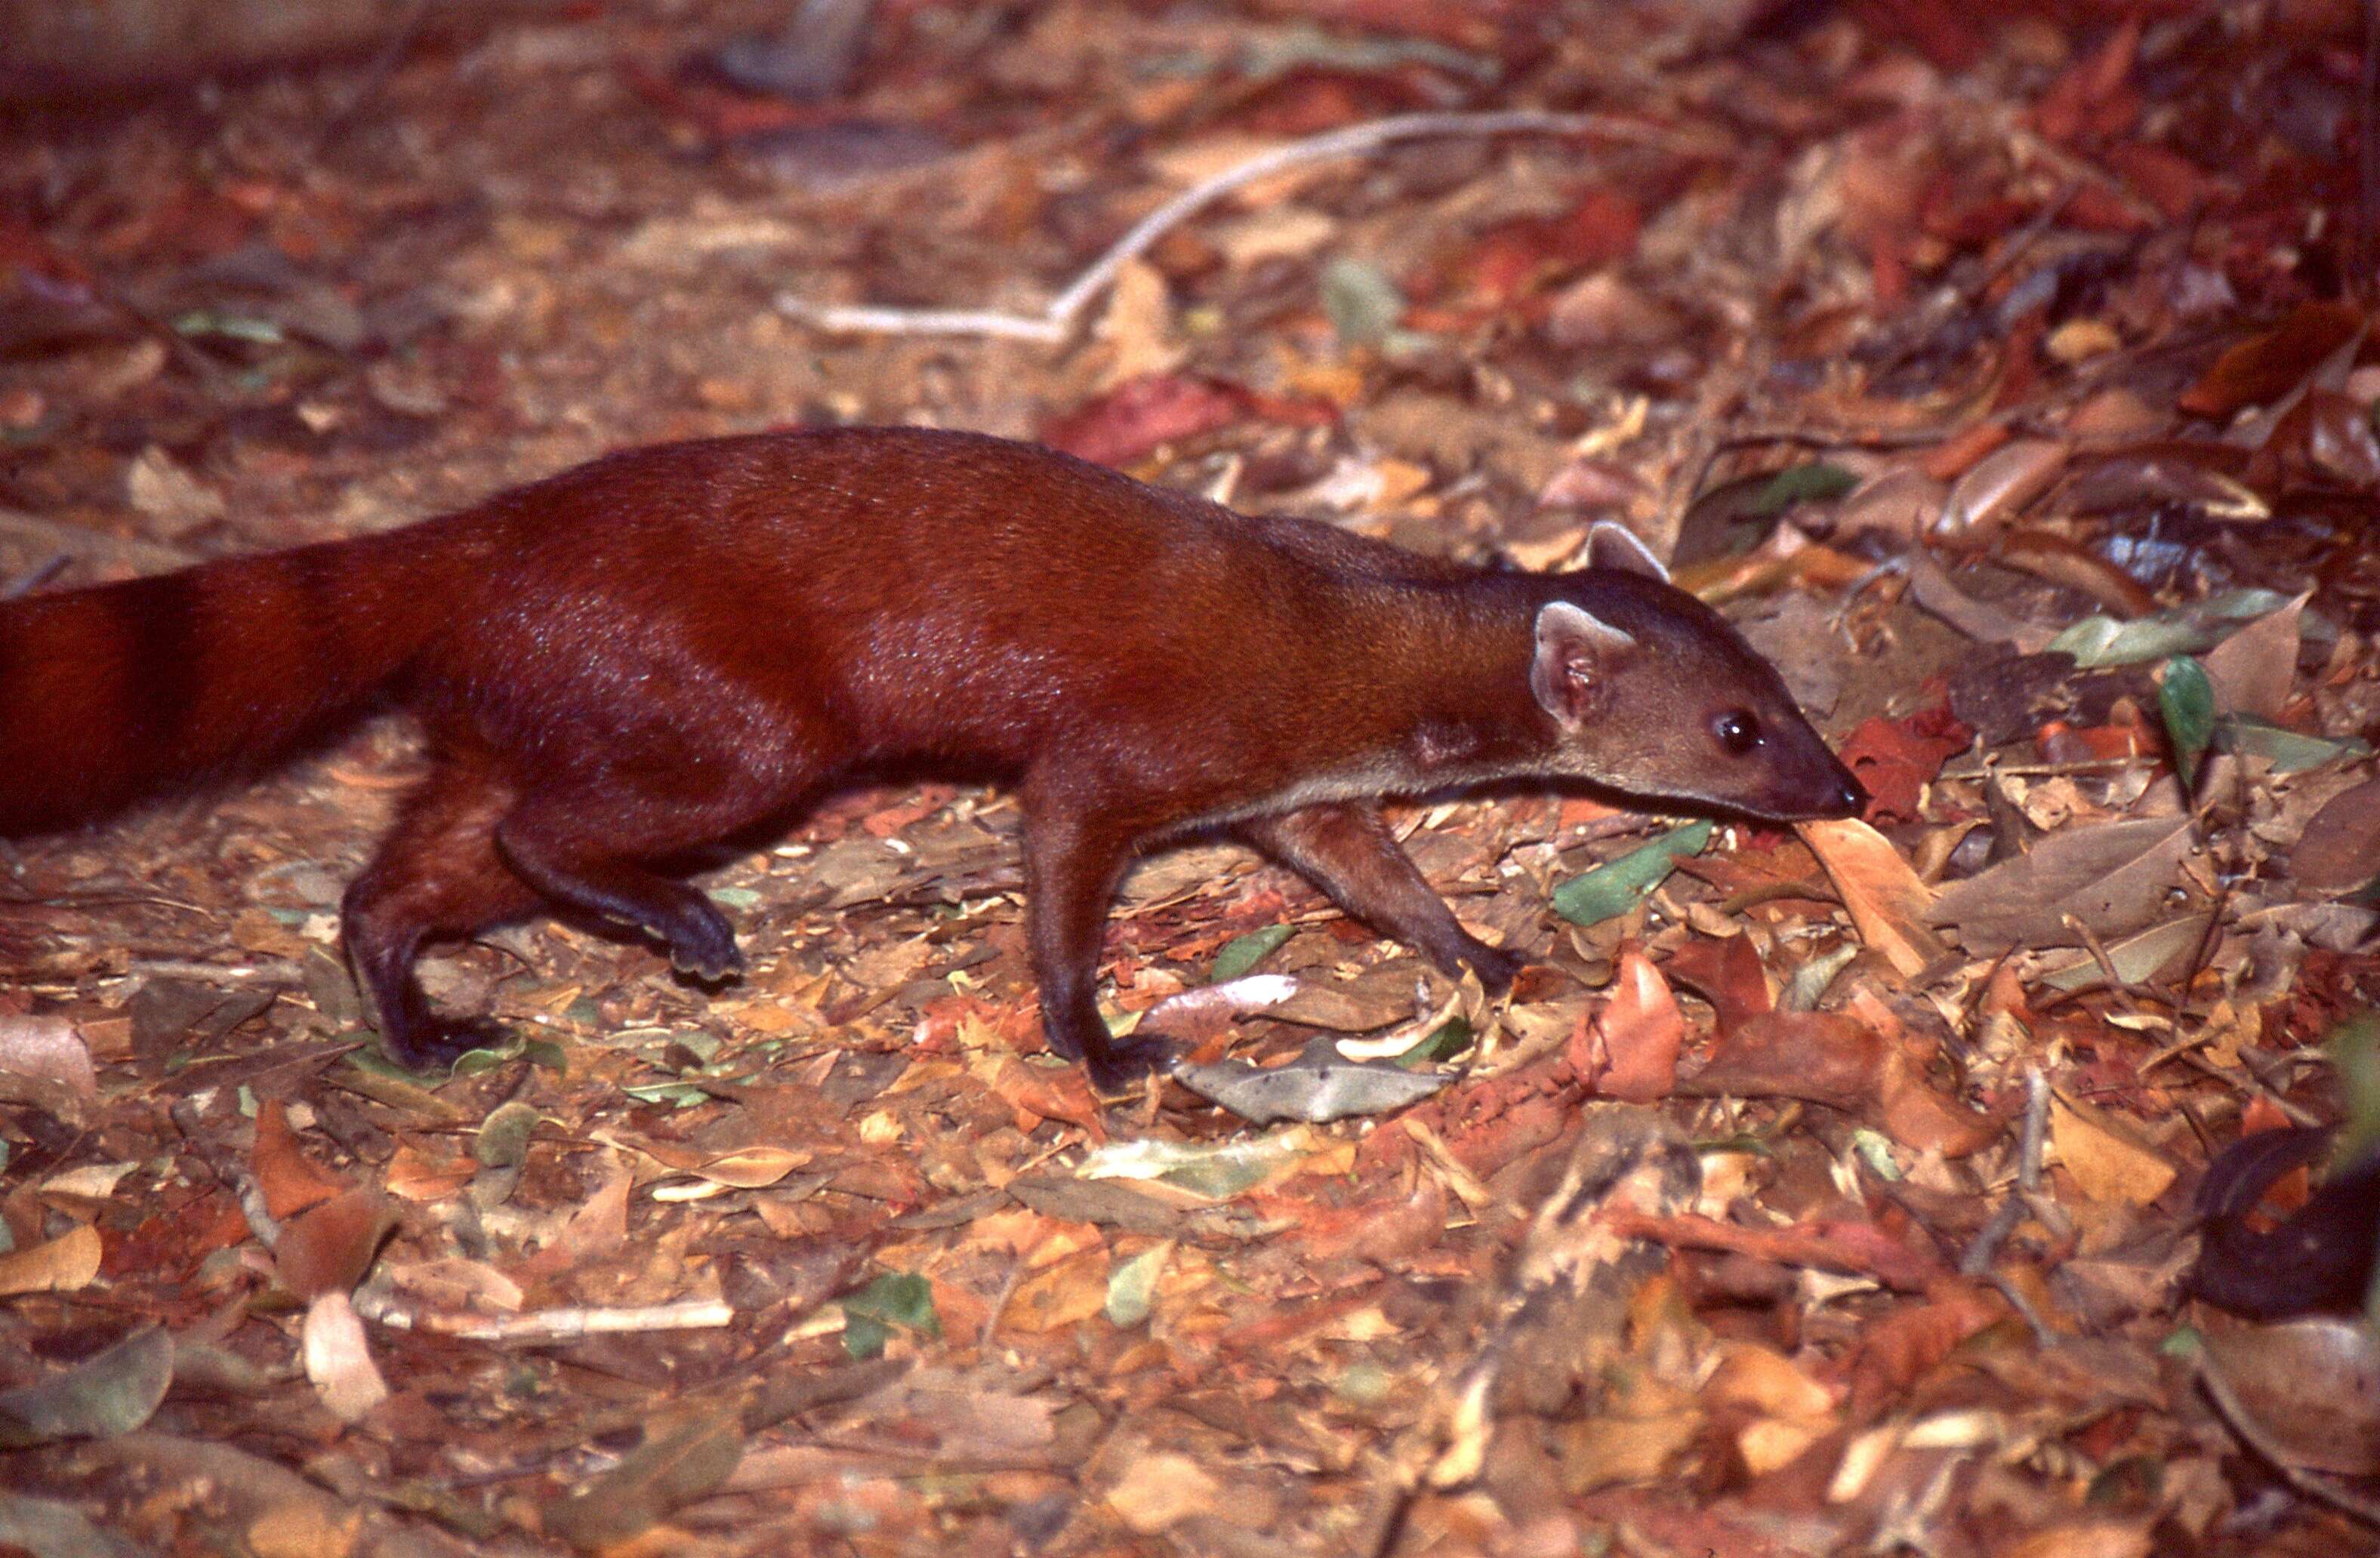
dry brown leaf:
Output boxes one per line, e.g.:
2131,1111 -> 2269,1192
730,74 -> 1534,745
1000,1248 -> 1111,1334
1875,1055 -> 2002,1158
0,1224 -> 103,1298
251,1101 -> 350,1221
1928,816 -> 2197,951
1684,1010 -> 1881,1110
1104,1450 -> 1222,1534
2291,776 -> 2380,894
1902,555 -> 2060,653
383,1142 -> 475,1202
301,1290 -> 388,1424
2049,1094 -> 2177,1207
2201,591 -> 2308,719
1797,817 -> 1946,976
248,1498 -> 365,1558
0,1015 -> 97,1104
276,1190 -> 398,1301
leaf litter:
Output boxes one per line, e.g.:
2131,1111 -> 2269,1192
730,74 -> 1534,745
4,2 -> 2380,1553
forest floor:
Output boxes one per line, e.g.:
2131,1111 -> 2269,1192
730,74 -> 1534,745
2,2 -> 2378,1554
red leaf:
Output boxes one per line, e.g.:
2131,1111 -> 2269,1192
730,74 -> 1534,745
1838,703 -> 1972,825
1661,935 -> 1772,1029
2179,300 -> 2367,420
1040,374 -> 1246,467
251,1100 -> 350,1222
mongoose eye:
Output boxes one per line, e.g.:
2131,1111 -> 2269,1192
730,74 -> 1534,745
1713,710 -> 1761,755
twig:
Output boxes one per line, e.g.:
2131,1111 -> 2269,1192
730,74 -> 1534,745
313,0 -> 434,155
2,553 -> 69,599
1936,757 -> 2142,781
777,109 -> 1714,343
357,1294 -> 734,1341
1961,1066 -> 2049,1277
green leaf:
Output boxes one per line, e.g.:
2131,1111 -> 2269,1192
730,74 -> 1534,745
1549,820 -> 1715,925
1749,462 -> 1858,516
2158,656 -> 2215,787
2214,716 -> 2372,773
2329,1014 -> 2380,1168
2048,589 -> 2295,668
1397,1016 -> 1471,1067
0,1327 -> 174,1449
172,309 -> 283,343
1211,924 -> 1295,984
618,1082 -> 714,1107
841,1272 -> 941,1359
475,1101 -> 543,1168
842,1312 -> 891,1360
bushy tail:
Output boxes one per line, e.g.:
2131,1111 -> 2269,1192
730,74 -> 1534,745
0,525 -> 465,836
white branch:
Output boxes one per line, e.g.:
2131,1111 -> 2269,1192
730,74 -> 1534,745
778,109 -> 1711,343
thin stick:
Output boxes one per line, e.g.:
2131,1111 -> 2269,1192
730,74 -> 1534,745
778,109 -> 1713,343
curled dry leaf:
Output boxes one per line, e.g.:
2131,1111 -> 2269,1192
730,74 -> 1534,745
2177,300 -> 2366,420
1996,528 -> 2157,617
251,1099 -> 349,1222
981,1054 -> 1108,1138
2063,451 -> 2268,523
1578,945 -> 1684,1102
1835,466 -> 1944,540
1682,1009 -> 1879,1110
1874,1054 -> 2001,1158
1937,439 -> 2066,537
1796,817 -> 1946,978
1903,554 -> 2060,654
1660,933 -> 1771,1029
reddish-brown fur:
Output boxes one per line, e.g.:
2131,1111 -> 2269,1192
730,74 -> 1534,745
1,427 -> 1861,1088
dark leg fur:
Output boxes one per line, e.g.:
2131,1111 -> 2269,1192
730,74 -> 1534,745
342,759 -> 541,1069
1238,802 -> 1522,993
1020,801 -> 1176,1095
495,808 -> 742,981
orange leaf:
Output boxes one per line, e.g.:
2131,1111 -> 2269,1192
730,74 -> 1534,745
252,1099 -> 348,1221
2178,301 -> 2366,420
276,1190 -> 397,1301
1587,946 -> 1682,1102
1796,818 -> 1946,977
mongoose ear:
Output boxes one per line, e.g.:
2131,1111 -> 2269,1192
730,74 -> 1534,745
1586,522 -> 1669,584
1531,601 -> 1637,729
